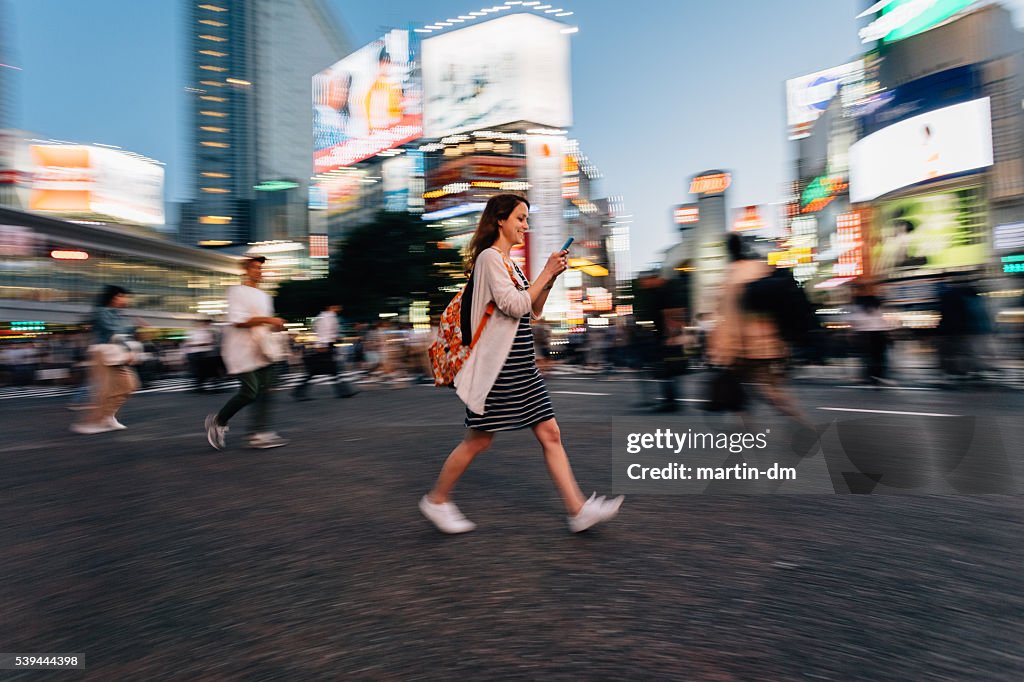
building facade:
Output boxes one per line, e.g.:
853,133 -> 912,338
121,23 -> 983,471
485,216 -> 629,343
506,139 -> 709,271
184,0 -> 349,247
0,206 -> 240,328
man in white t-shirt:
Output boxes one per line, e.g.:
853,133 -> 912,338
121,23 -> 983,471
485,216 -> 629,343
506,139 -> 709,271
293,304 -> 356,400
205,256 -> 289,450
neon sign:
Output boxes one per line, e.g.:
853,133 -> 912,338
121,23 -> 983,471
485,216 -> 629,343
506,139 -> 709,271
733,205 -> 764,232
689,172 -> 731,196
800,175 -> 849,213
674,205 -> 699,225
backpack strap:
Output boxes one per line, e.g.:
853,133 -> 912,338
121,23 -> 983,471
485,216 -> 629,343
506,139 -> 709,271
471,302 -> 497,348
468,252 -> 526,348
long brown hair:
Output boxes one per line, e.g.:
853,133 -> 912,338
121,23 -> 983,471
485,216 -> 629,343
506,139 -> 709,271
465,193 -> 529,273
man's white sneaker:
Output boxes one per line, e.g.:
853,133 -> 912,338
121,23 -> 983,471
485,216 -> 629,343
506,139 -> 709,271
568,493 -> 625,533
248,432 -> 288,449
106,417 -> 127,430
70,421 -> 116,435
419,495 -> 476,534
205,413 -> 228,451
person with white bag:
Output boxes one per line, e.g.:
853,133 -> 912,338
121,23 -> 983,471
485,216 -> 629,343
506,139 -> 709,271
70,285 -> 146,434
205,256 -> 289,450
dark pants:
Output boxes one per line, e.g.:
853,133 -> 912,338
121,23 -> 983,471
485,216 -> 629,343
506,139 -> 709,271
188,352 -> 218,391
862,332 -> 888,381
216,365 -> 275,433
294,349 -> 350,398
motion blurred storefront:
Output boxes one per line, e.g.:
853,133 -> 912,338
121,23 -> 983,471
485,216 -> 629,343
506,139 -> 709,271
0,206 -> 239,331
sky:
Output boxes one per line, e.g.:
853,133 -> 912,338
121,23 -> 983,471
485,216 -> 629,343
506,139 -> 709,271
8,0 -> 1024,270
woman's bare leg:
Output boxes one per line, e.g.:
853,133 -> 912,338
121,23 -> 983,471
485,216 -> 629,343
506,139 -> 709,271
428,429 -> 494,503
533,419 -> 587,515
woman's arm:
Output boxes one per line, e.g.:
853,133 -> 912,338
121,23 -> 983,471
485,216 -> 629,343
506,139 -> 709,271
480,250 -> 532,318
528,251 -> 567,318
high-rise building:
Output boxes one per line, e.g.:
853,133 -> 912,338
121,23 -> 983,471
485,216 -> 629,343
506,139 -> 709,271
183,0 -> 349,247
0,0 -> 19,207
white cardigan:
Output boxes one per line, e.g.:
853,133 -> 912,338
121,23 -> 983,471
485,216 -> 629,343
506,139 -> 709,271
455,247 -> 533,414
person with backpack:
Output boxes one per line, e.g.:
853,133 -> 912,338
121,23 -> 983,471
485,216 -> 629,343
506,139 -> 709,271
420,193 -> 624,534
707,234 -> 812,428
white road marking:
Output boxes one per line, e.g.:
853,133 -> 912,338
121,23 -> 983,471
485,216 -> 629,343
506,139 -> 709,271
834,385 -> 936,391
818,407 -> 960,417
551,390 -> 609,396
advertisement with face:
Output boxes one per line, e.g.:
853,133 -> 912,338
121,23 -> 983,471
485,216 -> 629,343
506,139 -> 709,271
313,30 -> 423,172
422,14 -> 572,138
849,97 -> 993,203
871,187 -> 987,279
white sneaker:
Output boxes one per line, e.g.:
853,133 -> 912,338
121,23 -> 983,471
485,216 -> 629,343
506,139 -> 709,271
106,417 -> 127,430
568,493 -> 625,533
248,432 -> 288,449
70,421 -> 116,435
419,495 -> 476,534
205,413 -> 228,451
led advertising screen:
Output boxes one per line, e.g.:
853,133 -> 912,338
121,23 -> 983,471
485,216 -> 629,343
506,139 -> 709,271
313,30 -> 423,172
849,97 -> 992,203
785,61 -> 863,140
422,14 -> 572,138
871,187 -> 987,278
859,0 -> 977,44
29,145 -> 165,225
423,153 -> 526,214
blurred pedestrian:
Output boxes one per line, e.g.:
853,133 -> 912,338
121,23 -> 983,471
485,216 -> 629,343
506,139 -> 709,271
420,194 -> 623,534
183,319 -> 218,392
293,304 -> 356,400
708,234 -> 812,428
205,256 -> 289,451
70,285 -> 144,434
850,293 -> 895,385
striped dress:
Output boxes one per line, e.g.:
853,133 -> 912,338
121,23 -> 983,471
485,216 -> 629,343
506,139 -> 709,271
465,264 -> 555,432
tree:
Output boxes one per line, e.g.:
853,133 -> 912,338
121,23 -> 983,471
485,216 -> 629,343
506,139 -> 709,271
275,211 -> 463,323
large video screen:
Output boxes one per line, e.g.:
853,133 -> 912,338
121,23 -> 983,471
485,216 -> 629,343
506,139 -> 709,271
871,187 -> 987,279
313,30 -> 423,172
29,145 -> 165,226
849,97 -> 992,203
422,13 -> 572,138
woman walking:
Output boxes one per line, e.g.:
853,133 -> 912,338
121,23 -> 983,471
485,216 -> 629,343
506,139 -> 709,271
70,285 -> 143,434
420,194 -> 623,534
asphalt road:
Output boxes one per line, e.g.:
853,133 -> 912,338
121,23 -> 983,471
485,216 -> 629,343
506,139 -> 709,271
1,371 -> 1022,679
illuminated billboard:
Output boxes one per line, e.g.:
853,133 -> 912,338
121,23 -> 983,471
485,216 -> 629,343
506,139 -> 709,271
689,171 -> 731,196
29,145 -> 165,225
871,187 -> 987,278
859,0 -> 977,44
732,206 -> 765,232
423,153 -> 526,214
313,30 -> 423,172
673,204 -> 699,225
785,61 -> 863,140
422,14 -> 572,138
849,97 -> 992,203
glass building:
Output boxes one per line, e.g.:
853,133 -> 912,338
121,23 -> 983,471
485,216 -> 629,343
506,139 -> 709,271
0,206 -> 240,327
183,0 -> 350,248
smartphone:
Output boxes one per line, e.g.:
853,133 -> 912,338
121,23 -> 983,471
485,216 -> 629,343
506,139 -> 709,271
560,237 -> 574,252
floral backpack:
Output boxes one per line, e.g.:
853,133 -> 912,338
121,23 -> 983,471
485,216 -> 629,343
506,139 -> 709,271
429,255 -> 521,387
